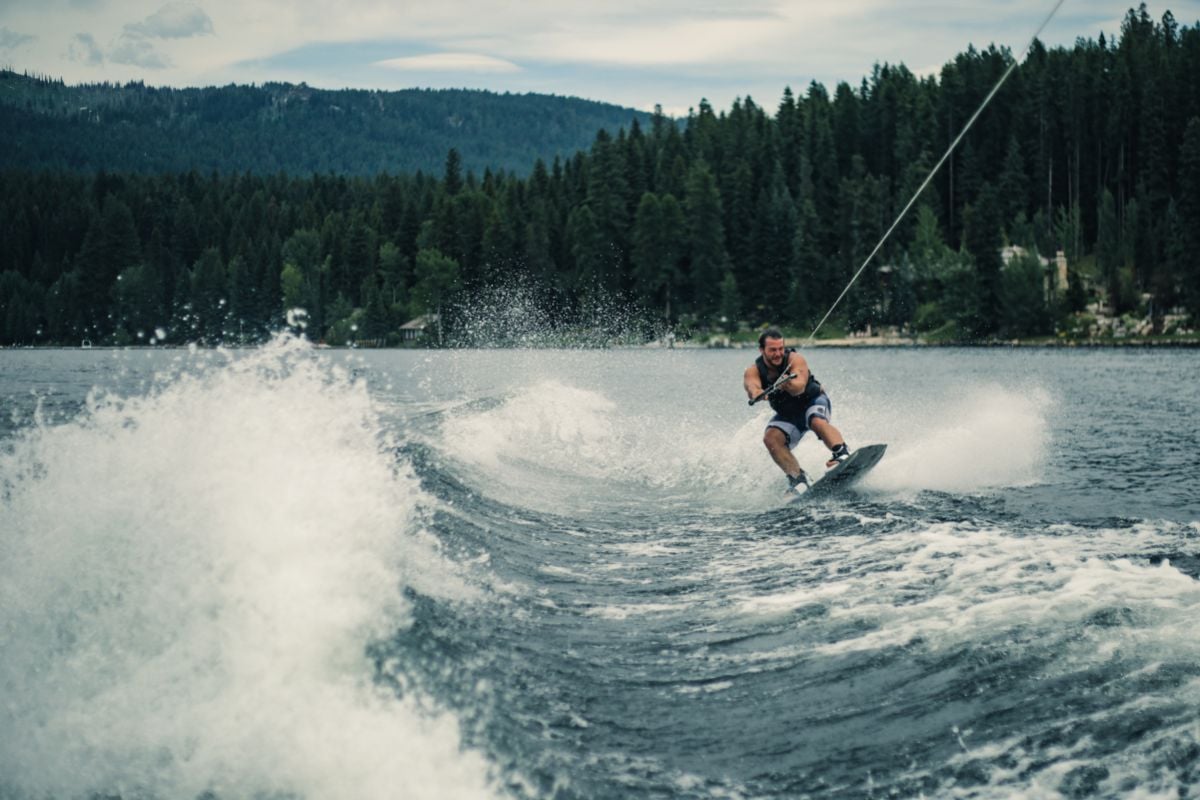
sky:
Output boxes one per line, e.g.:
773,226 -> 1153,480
2,1 -> 1198,115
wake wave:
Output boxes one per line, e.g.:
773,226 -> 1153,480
0,337 -> 496,800
860,383 -> 1052,493
430,376 -> 1052,512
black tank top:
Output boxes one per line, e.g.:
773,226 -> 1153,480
755,348 -> 822,418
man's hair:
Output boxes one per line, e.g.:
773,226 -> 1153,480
758,328 -> 785,348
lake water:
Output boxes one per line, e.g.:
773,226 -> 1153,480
2,340 -> 1198,799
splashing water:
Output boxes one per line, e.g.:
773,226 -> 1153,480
446,280 -> 670,349
0,336 -> 497,800
5,345 -> 1197,800
433,363 -> 1050,513
857,384 -> 1052,494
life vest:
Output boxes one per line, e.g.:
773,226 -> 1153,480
755,348 -> 822,418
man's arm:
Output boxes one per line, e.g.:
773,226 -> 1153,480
744,364 -> 765,401
780,352 -> 810,396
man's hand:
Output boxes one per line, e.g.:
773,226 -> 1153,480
765,372 -> 795,396
750,371 -> 795,405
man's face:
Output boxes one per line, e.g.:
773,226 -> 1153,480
761,337 -> 786,367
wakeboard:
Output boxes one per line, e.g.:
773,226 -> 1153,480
788,443 -> 887,503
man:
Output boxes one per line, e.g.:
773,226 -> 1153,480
743,328 -> 850,495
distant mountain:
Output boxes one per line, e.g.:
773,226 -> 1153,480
0,69 -> 652,176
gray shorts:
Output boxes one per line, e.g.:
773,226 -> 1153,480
765,393 -> 832,450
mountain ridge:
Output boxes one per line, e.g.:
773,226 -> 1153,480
0,69 -> 653,176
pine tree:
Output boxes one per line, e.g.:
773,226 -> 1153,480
411,247 -> 460,344
1096,188 -> 1123,310
45,270 -> 85,342
838,156 -> 885,331
524,200 -> 555,286
172,197 -> 204,273
112,262 -> 163,342
1178,116 -> 1200,318
788,197 -> 822,326
340,210 -> 376,304
0,271 -> 42,344
361,273 -> 391,341
683,159 -> 728,320
1158,200 -> 1185,320
631,192 -> 685,320
721,159 -> 755,285
189,247 -> 227,342
776,86 -> 804,197
718,271 -> 742,332
75,195 -> 141,339
749,165 -> 797,322
962,186 -> 1005,337
280,228 -> 323,325
804,82 -> 840,257
443,148 -> 463,196
998,135 -> 1029,226
452,190 -> 490,286
586,132 -> 631,288
566,204 -> 606,292
226,253 -> 254,341
377,241 -> 410,306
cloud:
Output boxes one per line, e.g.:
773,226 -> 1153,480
375,52 -> 521,73
66,33 -> 104,66
127,2 -> 215,39
14,0 -> 1200,114
109,31 -> 171,68
511,16 -> 785,67
0,27 -> 35,51
62,2 -> 210,73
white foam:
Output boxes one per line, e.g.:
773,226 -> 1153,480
436,376 -> 784,513
805,524 -> 1200,663
0,337 -> 496,800
441,379 -> 618,476
447,372 -> 1055,512
863,384 -> 1051,493
583,602 -> 690,620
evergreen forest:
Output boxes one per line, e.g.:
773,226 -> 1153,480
0,71 -> 650,177
2,4 -> 1199,347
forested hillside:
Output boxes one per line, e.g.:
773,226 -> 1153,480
0,70 -> 649,177
1,4 -> 1199,347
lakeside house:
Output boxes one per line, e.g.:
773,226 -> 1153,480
399,314 -> 438,342
1000,245 -> 1068,302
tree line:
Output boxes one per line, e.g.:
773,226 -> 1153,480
2,4 -> 1199,347
0,71 -> 649,178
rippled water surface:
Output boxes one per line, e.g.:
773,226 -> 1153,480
2,343 -> 1198,799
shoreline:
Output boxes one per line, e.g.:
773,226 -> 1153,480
4,336 -> 1200,351
690,334 -> 1200,349
797,337 -> 1200,349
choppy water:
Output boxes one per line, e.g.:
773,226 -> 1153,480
2,340 -> 1198,799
